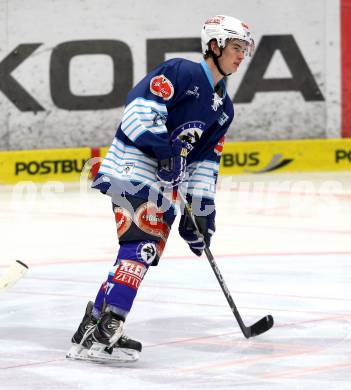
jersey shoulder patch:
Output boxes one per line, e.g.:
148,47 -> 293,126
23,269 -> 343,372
150,74 -> 174,101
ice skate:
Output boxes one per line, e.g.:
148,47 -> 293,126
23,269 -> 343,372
66,301 -> 98,360
87,311 -> 141,363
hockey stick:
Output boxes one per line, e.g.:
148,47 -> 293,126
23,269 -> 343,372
178,191 -> 274,338
0,260 -> 28,293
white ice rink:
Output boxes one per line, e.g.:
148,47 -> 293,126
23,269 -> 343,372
1,172 -> 351,390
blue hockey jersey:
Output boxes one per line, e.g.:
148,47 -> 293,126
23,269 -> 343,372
92,58 -> 234,211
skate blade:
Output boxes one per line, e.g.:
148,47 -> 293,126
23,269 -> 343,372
88,342 -> 139,363
66,344 -> 90,361
66,343 -> 139,363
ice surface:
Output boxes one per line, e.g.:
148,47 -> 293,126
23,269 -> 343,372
0,172 -> 350,389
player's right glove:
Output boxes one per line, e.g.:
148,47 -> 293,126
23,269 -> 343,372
178,197 -> 216,257
156,138 -> 192,188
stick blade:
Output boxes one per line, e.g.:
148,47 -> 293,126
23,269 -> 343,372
15,260 -> 28,269
248,315 -> 274,338
0,260 -> 29,292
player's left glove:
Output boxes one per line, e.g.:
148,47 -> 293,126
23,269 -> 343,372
156,138 -> 192,188
178,198 -> 216,257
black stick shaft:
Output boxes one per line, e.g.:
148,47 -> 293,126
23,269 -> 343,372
178,191 -> 251,338
203,247 -> 251,337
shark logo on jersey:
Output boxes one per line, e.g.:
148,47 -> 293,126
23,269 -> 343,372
137,242 -> 157,265
151,108 -> 167,126
173,121 -> 205,147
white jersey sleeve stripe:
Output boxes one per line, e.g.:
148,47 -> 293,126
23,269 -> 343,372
101,161 -> 157,180
98,167 -> 157,189
107,150 -> 157,169
124,97 -> 168,115
121,97 -> 169,142
190,171 -> 216,179
104,154 -> 157,173
110,140 -> 145,157
185,159 -> 220,201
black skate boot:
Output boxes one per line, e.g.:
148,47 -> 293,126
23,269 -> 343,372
116,334 -> 142,352
71,301 -> 98,348
87,311 -> 142,363
104,334 -> 142,355
92,311 -> 124,348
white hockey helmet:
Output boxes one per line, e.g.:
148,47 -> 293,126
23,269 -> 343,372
201,15 -> 255,57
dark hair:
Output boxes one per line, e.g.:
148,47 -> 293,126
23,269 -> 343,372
203,39 -> 217,59
203,37 -> 242,59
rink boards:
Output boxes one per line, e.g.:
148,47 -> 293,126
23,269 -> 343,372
0,139 -> 351,184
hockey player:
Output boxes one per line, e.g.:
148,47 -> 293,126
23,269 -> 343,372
67,15 -> 254,363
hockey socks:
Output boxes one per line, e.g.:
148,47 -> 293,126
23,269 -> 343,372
98,241 -> 156,315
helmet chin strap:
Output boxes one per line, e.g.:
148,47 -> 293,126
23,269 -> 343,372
209,48 -> 231,77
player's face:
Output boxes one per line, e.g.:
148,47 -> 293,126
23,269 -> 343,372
220,40 -> 248,73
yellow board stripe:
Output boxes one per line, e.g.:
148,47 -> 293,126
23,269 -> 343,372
0,148 -> 92,184
219,139 -> 351,174
0,139 -> 350,184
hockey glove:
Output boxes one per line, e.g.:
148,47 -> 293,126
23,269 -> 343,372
178,200 -> 216,257
156,139 -> 192,188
